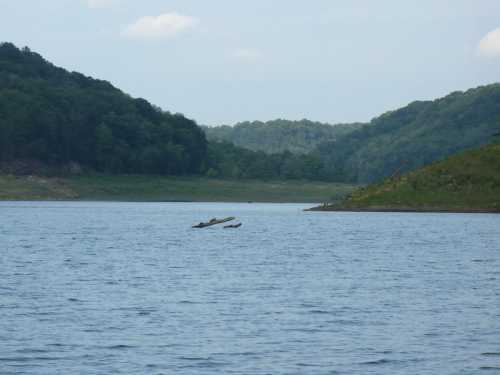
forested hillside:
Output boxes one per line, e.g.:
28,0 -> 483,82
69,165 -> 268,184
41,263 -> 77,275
2,42 -> 500,185
0,43 -> 347,182
205,141 -> 327,180
0,42 -> 207,175
203,120 -> 363,154
314,84 -> 500,183
205,85 -> 500,184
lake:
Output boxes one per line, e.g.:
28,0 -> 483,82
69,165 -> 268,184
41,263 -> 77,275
1,202 -> 499,374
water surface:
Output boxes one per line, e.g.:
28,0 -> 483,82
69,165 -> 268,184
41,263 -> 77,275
1,202 -> 499,374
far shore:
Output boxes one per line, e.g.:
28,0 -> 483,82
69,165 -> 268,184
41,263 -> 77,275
0,174 -> 357,204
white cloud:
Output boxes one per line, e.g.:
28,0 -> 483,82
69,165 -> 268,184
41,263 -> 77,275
478,28 -> 500,58
232,48 -> 263,63
122,13 -> 198,40
85,0 -> 115,9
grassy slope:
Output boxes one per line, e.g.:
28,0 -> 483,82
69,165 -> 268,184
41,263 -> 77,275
0,175 -> 356,203
312,141 -> 500,212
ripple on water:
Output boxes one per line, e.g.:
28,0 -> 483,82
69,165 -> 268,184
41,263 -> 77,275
15,349 -> 50,354
309,309 -> 331,314
359,358 -> 395,365
105,344 -> 137,350
177,358 -> 231,369
1,202 -> 500,375
0,356 -> 79,362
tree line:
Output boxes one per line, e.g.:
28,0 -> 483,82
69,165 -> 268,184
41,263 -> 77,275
203,119 -> 363,155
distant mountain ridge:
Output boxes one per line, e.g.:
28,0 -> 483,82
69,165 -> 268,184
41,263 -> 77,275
205,84 -> 500,184
203,119 -> 364,154
2,42 -> 500,187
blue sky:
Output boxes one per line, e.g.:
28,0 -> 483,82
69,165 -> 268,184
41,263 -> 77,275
1,0 -> 499,125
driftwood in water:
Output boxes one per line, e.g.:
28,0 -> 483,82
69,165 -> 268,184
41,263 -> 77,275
192,217 -> 235,228
224,223 -> 242,229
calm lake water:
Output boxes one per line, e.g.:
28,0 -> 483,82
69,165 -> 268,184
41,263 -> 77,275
1,202 -> 500,375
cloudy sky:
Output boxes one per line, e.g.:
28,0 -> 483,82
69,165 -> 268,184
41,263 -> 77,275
1,0 -> 499,125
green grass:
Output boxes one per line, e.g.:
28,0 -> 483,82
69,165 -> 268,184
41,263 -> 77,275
0,174 -> 357,203
0,175 -> 78,200
316,141 -> 500,211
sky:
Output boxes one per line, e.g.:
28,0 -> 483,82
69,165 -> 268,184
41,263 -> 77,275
1,0 -> 499,126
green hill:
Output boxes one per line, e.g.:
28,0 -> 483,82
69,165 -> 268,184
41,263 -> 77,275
203,119 -> 363,154
0,43 -> 355,183
311,141 -> 500,212
315,84 -> 500,183
205,85 -> 500,184
3,42 -> 500,190
0,42 -> 207,175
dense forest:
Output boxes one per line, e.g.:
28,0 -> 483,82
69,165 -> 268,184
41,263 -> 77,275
313,84 -> 500,183
0,42 -> 337,181
0,42 -> 207,175
203,120 -> 363,154
205,85 -> 500,184
1,42 -> 499,184
205,140 -> 327,180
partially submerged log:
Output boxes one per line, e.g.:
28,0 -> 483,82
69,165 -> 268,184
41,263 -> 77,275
192,217 -> 235,228
224,223 -> 242,229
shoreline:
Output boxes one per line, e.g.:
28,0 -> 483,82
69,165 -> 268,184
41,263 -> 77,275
305,205 -> 500,214
0,174 -> 356,204
0,199 -> 312,204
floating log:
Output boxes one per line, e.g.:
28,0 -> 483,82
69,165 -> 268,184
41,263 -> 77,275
192,217 -> 235,228
224,223 -> 242,229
